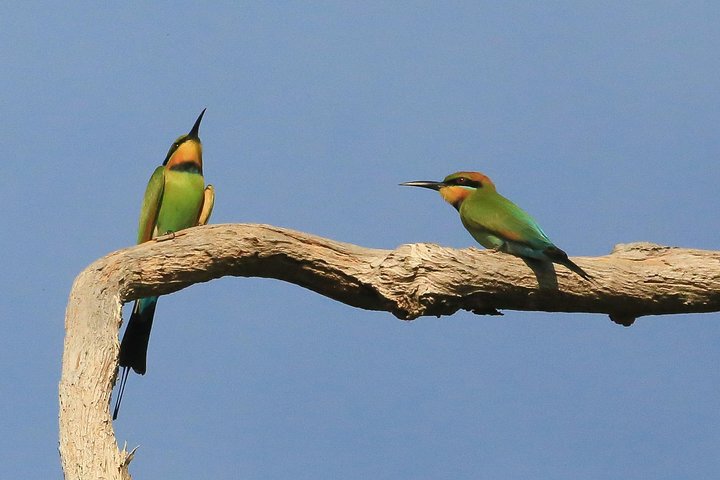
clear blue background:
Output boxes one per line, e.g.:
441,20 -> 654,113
2,2 -> 719,478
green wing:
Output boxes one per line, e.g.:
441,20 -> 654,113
461,193 -> 553,250
137,166 -> 165,244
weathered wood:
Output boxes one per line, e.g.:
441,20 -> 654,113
59,223 -> 720,479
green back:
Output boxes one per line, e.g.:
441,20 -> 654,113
459,189 -> 553,250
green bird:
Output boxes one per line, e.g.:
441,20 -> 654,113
113,109 -> 215,420
401,171 -> 590,279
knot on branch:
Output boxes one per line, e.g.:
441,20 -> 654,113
611,242 -> 676,259
377,243 -> 503,319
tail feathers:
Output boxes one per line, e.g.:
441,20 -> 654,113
543,246 -> 592,280
113,366 -> 130,420
119,297 -> 158,374
113,297 -> 157,420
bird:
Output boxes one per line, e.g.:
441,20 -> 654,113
113,109 -> 215,420
400,171 -> 590,279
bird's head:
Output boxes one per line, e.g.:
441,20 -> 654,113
400,171 -> 495,210
163,108 -> 206,173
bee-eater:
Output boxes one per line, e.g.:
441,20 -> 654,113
401,171 -> 590,279
113,109 -> 215,420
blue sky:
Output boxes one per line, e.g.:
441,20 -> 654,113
2,2 -> 720,478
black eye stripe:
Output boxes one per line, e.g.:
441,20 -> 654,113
447,177 -> 481,188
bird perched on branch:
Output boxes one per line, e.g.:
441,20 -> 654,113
113,109 -> 215,419
401,171 -> 590,279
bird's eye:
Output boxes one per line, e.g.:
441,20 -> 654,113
455,177 -> 467,185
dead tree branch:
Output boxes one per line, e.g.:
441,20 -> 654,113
59,223 -> 720,479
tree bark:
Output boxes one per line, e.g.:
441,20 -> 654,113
59,223 -> 720,479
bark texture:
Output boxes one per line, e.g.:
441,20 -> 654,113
59,223 -> 720,479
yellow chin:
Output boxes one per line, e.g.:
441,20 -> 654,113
168,140 -> 202,167
439,186 -> 471,206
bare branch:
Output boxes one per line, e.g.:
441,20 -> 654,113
59,223 -> 720,479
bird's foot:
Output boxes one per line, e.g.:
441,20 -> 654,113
155,231 -> 176,242
492,242 -> 510,254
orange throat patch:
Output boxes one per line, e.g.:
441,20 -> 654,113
439,186 -> 472,210
167,140 -> 203,169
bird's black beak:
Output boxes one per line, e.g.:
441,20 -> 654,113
188,108 -> 206,139
399,180 -> 445,191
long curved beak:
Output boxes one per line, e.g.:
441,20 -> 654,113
399,180 -> 444,191
188,108 -> 207,139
